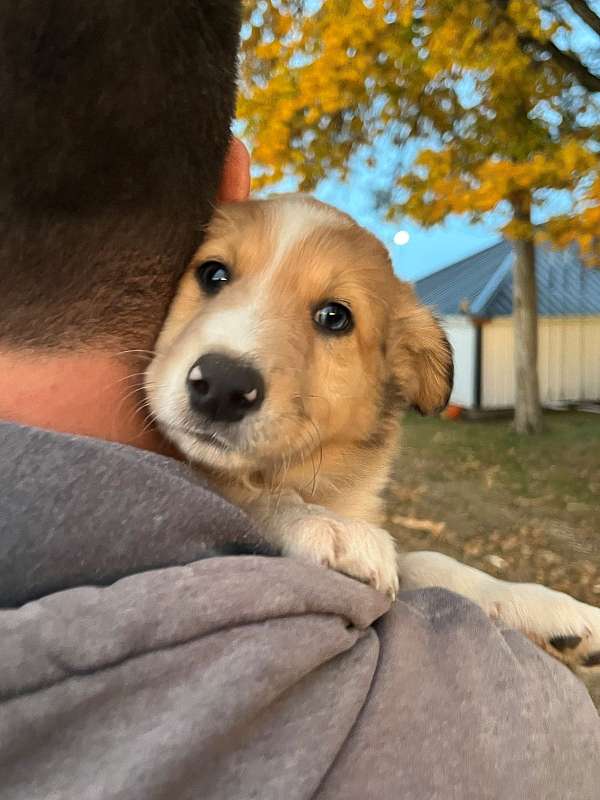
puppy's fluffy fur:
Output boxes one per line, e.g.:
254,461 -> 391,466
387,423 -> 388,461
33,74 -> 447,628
147,194 -> 600,670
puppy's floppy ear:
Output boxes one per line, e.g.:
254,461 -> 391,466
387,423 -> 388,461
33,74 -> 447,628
387,279 -> 454,415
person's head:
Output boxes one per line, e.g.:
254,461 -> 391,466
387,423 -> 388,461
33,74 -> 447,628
0,0 -> 250,449
0,0 -> 246,353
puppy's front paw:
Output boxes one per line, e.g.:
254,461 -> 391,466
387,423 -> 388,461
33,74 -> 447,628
281,513 -> 399,599
488,584 -> 600,671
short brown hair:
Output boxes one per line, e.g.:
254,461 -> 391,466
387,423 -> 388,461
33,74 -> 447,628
0,0 -> 242,350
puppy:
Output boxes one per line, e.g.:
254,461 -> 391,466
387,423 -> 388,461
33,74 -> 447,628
146,194 -> 600,671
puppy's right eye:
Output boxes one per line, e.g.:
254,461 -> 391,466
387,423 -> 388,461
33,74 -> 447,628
195,261 -> 231,295
313,302 -> 353,334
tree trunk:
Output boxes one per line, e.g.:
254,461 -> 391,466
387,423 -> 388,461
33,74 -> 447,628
512,237 -> 543,434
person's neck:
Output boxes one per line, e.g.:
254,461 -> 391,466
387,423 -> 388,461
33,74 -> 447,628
0,348 -> 174,456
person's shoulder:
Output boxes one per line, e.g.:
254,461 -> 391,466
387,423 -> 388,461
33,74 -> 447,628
0,421 -> 265,607
0,419 -> 181,470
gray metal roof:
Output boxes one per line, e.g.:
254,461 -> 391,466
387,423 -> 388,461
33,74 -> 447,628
414,241 -> 600,317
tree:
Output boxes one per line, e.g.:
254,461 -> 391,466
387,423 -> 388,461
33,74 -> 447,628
238,0 -> 600,433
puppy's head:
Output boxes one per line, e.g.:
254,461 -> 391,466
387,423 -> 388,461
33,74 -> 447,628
146,195 -> 452,475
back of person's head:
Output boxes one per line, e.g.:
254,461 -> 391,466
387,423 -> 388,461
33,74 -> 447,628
0,0 -> 241,351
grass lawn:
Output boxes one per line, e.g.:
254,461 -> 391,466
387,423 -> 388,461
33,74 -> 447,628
385,410 -> 600,703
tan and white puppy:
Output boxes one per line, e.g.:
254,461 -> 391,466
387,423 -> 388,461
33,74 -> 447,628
146,194 -> 600,671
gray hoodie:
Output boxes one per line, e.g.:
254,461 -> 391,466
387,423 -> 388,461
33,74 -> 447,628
1,420 -> 599,799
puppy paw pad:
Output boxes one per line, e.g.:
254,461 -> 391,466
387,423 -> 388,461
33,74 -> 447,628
549,634 -> 583,652
582,651 -> 600,669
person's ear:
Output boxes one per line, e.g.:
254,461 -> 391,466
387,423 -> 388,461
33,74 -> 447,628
217,137 -> 251,202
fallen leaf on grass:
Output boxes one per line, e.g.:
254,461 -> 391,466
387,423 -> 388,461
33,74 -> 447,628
391,515 -> 446,536
537,549 -> 561,566
464,541 -> 483,557
391,485 -> 426,503
515,495 -> 553,508
566,501 -> 590,513
485,554 -> 508,570
484,465 -> 501,489
499,534 -> 519,552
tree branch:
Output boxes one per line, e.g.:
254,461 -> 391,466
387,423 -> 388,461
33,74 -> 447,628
493,0 -> 600,91
520,33 -> 600,93
562,0 -> 600,36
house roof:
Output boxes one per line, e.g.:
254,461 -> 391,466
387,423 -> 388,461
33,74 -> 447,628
413,240 -> 600,317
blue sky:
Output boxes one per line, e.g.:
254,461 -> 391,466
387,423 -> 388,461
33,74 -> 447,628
254,2 -> 598,282
313,169 -> 502,283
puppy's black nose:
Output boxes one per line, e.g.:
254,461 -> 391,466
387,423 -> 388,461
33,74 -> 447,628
187,353 -> 265,423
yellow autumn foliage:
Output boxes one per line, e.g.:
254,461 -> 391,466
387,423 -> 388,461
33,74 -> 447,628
239,0 -> 599,259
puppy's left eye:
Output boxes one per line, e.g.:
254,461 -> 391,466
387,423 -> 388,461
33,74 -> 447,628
195,260 -> 231,295
313,302 -> 353,334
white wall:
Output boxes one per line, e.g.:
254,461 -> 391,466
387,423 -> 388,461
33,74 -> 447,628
481,316 -> 600,408
441,316 -> 477,408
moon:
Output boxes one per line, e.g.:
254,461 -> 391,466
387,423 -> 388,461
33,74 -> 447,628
393,230 -> 410,246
